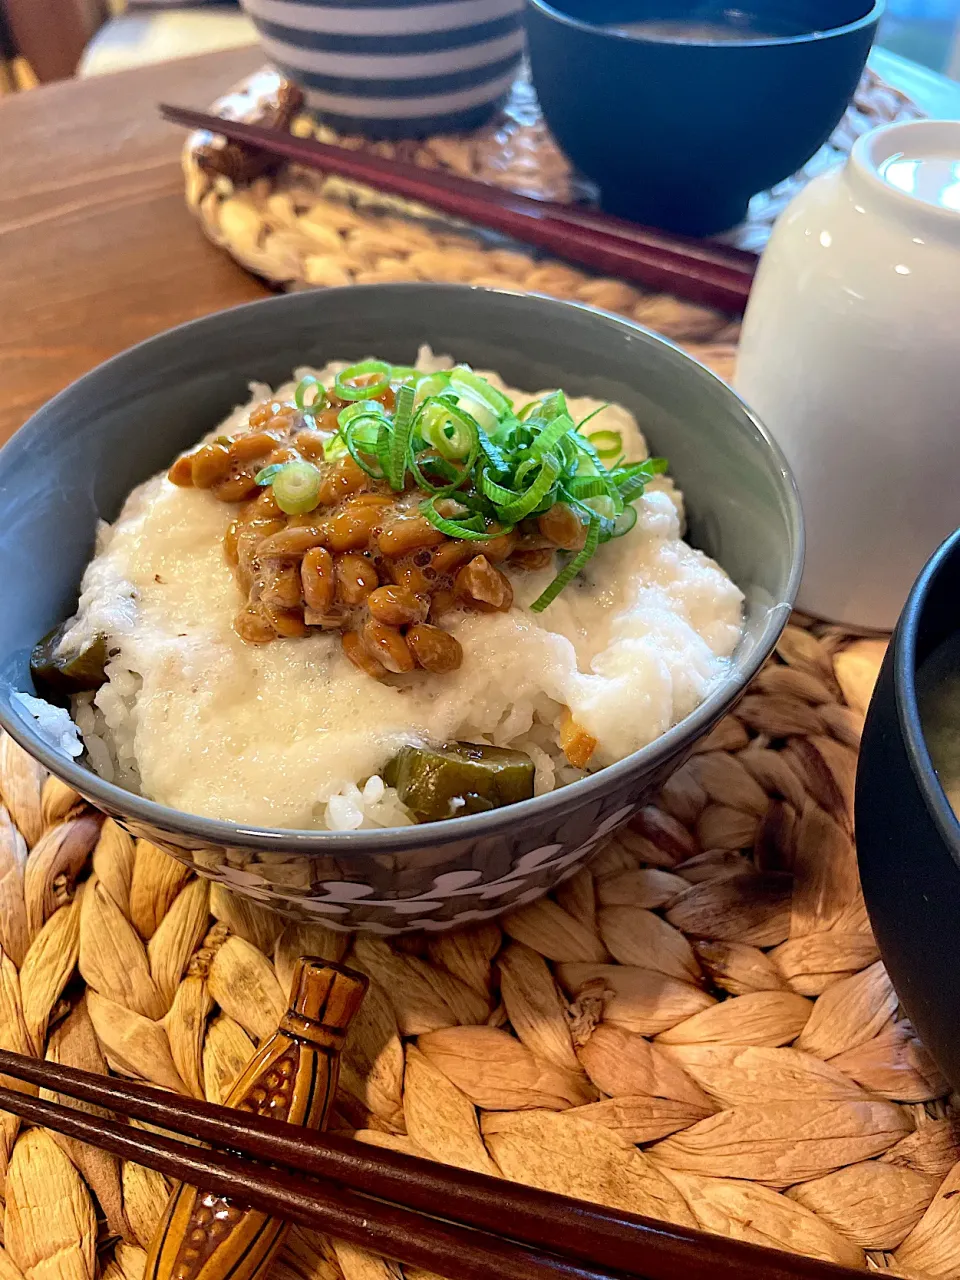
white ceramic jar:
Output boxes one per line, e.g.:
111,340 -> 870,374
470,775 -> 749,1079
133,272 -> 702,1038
736,119 -> 960,631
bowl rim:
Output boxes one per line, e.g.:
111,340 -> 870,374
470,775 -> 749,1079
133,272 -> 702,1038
0,283 -> 804,855
893,524 -> 960,857
524,0 -> 885,46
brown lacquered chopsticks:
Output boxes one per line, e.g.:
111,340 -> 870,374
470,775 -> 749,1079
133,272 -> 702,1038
159,103 -> 757,314
0,1048 -> 862,1280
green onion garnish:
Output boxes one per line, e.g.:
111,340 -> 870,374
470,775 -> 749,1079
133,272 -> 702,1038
576,403 -> 613,431
530,516 -> 601,612
335,360 -> 391,402
338,399 -> 388,428
386,385 -> 416,491
417,401 -> 479,466
587,429 -> 622,460
420,497 -> 499,541
255,364 -> 665,607
272,461 -> 322,515
414,371 -> 452,406
255,463 -> 285,487
294,375 -> 326,419
610,504 -> 638,538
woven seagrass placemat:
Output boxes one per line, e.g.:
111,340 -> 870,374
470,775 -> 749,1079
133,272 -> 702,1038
3,64 -> 950,1280
183,63 -> 922,332
4,623 -> 960,1280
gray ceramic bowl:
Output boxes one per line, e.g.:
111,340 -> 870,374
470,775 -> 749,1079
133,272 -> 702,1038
0,285 -> 802,932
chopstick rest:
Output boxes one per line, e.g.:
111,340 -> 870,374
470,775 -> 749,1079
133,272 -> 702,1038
144,958 -> 368,1280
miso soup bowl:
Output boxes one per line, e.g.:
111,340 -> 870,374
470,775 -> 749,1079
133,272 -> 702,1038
0,285 -> 802,932
525,0 -> 882,236
856,527 -> 960,1087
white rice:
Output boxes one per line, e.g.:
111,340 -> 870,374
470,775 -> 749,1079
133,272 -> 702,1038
24,349 -> 744,831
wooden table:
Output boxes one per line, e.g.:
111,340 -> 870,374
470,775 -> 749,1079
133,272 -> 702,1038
1,44 -> 958,448
0,46 -> 267,445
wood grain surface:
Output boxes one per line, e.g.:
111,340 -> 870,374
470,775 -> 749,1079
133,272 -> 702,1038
0,45 -> 268,445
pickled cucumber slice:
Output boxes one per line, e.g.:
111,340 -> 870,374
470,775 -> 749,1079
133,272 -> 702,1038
30,623 -> 107,698
384,741 -> 535,824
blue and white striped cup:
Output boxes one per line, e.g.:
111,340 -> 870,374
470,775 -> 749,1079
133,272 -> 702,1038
240,0 -> 526,137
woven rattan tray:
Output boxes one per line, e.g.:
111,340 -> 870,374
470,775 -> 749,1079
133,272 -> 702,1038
4,624 -> 960,1280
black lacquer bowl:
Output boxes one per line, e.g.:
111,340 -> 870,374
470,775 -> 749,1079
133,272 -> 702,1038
857,527 -> 960,1086
0,285 -> 802,931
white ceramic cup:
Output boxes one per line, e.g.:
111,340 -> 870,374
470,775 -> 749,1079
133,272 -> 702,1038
736,119 -> 960,631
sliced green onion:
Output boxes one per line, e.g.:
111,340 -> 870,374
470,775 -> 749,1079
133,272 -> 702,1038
417,401 -> 480,466
386,384 -> 416,492
610,504 -> 638,538
255,463 -> 285,487
248,361 -> 662,608
576,403 -> 613,431
409,450 -> 468,497
453,394 -> 498,435
587,429 -> 623,460
448,371 -> 510,434
272,461 -> 322,515
570,430 -> 606,472
479,467 -> 522,508
449,367 -> 512,416
324,433 -> 348,460
294,376 -> 326,418
530,516 -> 601,612
337,399 -> 388,429
419,497 -> 498,541
583,494 -> 622,524
476,429 -> 509,475
341,415 -> 387,479
413,372 -> 451,406
335,360 -> 391,402
566,475 -> 611,500
496,453 -> 561,524
531,412 -> 575,460
615,457 -> 668,503
536,390 -> 568,423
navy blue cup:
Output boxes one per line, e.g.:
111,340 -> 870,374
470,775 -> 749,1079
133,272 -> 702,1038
525,0 -> 883,236
857,528 -> 960,1090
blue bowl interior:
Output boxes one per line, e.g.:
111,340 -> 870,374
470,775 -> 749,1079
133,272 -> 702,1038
0,284 -> 801,847
537,0 -> 878,38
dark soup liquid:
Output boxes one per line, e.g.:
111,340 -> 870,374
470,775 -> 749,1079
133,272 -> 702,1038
609,16 -> 816,41
917,633 -> 960,822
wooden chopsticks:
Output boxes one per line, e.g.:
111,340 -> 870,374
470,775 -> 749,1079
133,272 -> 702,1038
159,103 -> 757,314
0,1048 -> 858,1280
